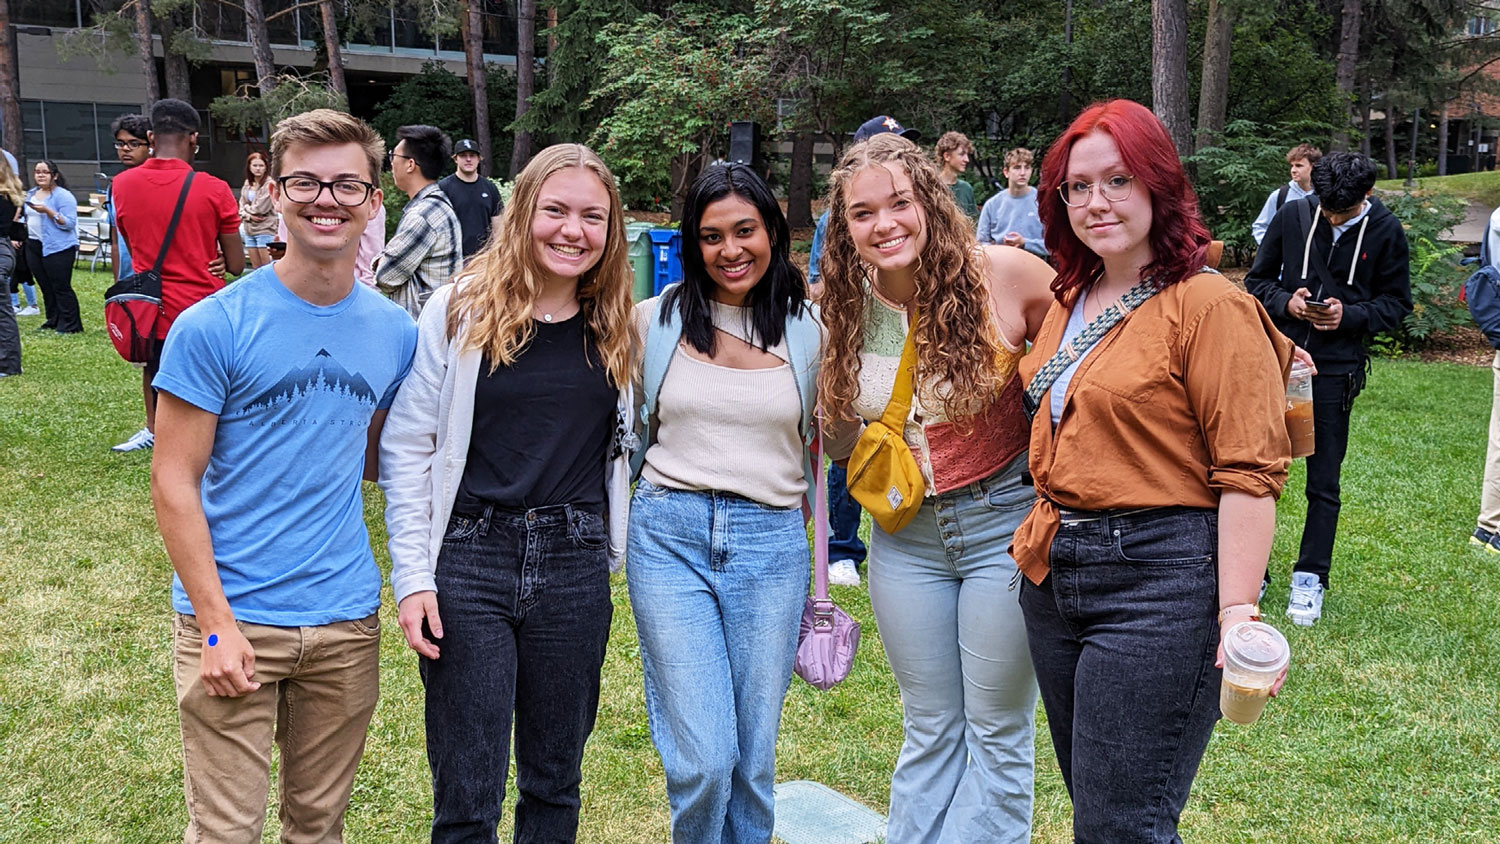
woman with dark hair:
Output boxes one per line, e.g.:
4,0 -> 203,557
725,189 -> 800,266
25,159 -> 80,333
627,162 -> 825,844
1012,99 -> 1293,842
239,151 -> 277,268
818,132 -> 1055,844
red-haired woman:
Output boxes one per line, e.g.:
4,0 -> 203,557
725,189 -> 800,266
1010,99 -> 1293,841
239,151 -> 276,268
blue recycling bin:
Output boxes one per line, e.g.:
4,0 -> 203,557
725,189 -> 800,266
648,229 -> 684,295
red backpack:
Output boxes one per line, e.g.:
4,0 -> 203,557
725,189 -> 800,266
104,171 -> 194,363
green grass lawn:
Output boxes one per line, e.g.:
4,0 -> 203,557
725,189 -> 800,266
2,269 -> 1499,842
1377,169 -> 1500,209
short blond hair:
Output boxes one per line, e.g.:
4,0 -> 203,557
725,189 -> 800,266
934,131 -> 974,161
1003,147 -> 1035,169
270,109 -> 385,183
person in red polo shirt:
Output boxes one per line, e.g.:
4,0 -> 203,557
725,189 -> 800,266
110,98 -> 243,453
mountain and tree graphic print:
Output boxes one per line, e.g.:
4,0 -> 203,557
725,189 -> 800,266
235,348 -> 379,424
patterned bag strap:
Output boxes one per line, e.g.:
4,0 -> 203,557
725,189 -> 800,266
1022,278 -> 1160,420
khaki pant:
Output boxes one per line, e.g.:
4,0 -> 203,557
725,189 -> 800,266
1482,352 -> 1500,533
173,612 -> 381,844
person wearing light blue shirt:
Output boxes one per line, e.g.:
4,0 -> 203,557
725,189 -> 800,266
151,109 -> 417,842
976,147 -> 1048,259
1251,143 -> 1321,245
24,159 -> 81,332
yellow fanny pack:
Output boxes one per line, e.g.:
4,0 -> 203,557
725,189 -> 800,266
846,307 -> 925,534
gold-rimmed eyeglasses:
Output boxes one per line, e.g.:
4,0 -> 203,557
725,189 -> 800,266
1058,174 -> 1135,207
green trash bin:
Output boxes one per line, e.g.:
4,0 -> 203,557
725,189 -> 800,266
625,222 -> 656,302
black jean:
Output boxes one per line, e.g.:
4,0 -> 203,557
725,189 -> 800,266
1019,507 -> 1222,844
420,504 -> 614,844
1294,372 -> 1359,588
26,240 -> 80,332
0,241 -> 19,374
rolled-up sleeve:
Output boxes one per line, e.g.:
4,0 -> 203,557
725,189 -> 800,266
1182,290 -> 1293,499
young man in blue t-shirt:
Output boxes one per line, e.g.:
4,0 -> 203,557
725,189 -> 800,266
976,147 -> 1048,259
151,109 -> 417,842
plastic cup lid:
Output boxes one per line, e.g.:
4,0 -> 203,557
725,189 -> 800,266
1224,621 -> 1290,672
1289,360 -> 1313,376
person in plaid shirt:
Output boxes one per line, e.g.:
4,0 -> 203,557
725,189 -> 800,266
376,124 -> 462,317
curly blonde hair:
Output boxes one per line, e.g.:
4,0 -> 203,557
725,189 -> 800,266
446,144 -> 635,388
819,133 -> 1005,424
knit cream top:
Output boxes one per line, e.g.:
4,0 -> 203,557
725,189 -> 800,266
633,298 -> 810,509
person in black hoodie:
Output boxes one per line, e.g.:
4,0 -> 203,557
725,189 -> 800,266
1246,152 -> 1412,627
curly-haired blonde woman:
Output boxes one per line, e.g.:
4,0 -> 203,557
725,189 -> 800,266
820,133 -> 1054,844
379,143 -> 636,843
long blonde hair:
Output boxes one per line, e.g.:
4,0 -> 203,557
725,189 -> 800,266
0,156 -> 23,206
446,144 -> 635,388
819,133 -> 1005,424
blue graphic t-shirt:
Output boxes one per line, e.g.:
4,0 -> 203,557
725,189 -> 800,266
154,264 -> 418,626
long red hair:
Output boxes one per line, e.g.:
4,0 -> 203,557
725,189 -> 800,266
1038,99 -> 1211,298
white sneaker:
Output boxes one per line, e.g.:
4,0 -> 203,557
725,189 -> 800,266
828,560 -> 861,587
1286,572 -> 1324,627
111,427 -> 154,452
17,306 -> 38,316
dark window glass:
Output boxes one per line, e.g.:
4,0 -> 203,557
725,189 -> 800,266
393,1 -> 431,51
198,0 -> 247,42
11,0 -> 79,28
40,102 -> 98,162
481,11 -> 516,56
265,0 -> 300,45
95,103 -> 137,154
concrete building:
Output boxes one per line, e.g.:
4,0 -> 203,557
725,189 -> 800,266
6,0 -> 518,192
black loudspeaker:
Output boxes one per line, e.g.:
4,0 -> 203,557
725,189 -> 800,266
729,121 -> 761,168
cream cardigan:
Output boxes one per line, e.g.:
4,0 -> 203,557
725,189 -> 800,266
379,283 -> 634,604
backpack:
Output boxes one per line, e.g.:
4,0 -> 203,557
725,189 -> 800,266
104,172 -> 194,363
1466,224 -> 1500,349
1276,183 -> 1291,212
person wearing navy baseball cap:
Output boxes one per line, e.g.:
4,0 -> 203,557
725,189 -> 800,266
853,114 -> 922,145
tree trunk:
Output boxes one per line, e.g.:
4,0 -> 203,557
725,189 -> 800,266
668,151 -> 701,223
510,0 -> 536,177
787,132 -> 813,229
0,0 -> 24,171
1332,0 -> 1362,151
1360,78 -> 1373,158
133,0 -> 158,109
320,1 -> 346,97
158,6 -> 192,102
1405,107 -> 1420,185
1193,0 -> 1235,153
462,1 -> 492,175
1150,0 -> 1192,154
243,0 -> 278,97
1437,101 -> 1449,175
1384,105 -> 1398,181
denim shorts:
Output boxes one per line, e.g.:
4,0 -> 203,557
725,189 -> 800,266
241,231 -> 274,249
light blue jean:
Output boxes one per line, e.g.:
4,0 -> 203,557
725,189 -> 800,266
627,478 -> 811,844
868,452 -> 1039,844
10,283 -> 36,309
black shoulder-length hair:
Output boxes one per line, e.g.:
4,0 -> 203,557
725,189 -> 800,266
661,162 -> 806,355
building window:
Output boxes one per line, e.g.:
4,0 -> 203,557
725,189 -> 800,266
1469,16 -> 1496,36
19,100 -> 196,181
11,0 -> 82,29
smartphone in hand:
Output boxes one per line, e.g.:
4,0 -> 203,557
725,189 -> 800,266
1303,300 -> 1331,312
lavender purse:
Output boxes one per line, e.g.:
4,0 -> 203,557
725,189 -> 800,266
795,423 -> 861,691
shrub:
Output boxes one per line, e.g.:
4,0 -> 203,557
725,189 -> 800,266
1379,188 -> 1469,344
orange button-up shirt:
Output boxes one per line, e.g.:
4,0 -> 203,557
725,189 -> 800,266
1011,272 -> 1294,584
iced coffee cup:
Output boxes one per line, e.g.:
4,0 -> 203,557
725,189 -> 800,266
1284,360 -> 1315,458
1220,620 -> 1290,726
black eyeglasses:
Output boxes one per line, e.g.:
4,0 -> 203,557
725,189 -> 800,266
276,176 -> 377,206
112,140 -> 147,151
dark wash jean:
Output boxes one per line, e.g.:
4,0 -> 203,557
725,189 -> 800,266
420,504 -> 614,844
1294,371 -> 1361,588
1018,507 -> 1222,844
